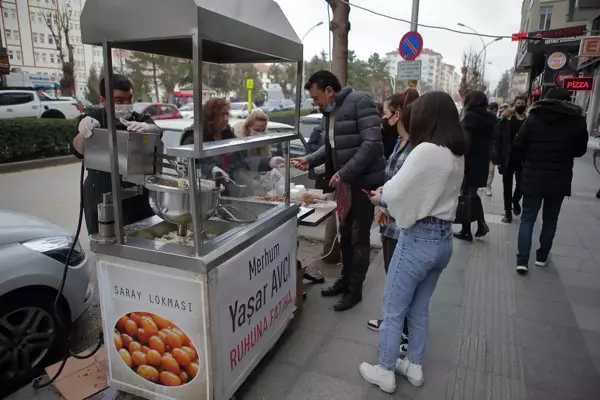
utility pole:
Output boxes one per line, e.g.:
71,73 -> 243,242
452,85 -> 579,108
411,0 -> 420,31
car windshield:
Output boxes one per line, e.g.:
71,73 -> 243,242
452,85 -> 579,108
230,103 -> 244,111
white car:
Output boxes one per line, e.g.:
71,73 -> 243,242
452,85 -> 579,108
0,210 -> 93,392
178,103 -> 194,119
229,102 -> 257,119
0,90 -> 82,119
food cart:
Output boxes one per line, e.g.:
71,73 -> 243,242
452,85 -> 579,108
79,0 -> 305,398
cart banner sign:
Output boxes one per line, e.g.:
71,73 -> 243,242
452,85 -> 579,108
216,219 -> 297,393
97,258 -> 210,400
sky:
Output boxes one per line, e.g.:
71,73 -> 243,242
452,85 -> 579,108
274,0 -> 524,91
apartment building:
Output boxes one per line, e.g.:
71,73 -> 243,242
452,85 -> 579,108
384,48 -> 459,94
1,0 -> 127,97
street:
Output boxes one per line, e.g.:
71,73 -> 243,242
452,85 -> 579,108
2,152 -> 600,399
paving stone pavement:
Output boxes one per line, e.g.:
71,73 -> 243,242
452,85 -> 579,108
234,153 -> 600,400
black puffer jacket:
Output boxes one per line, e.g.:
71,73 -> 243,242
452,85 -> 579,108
513,100 -> 589,197
306,86 -> 385,189
491,108 -> 522,173
461,106 -> 497,188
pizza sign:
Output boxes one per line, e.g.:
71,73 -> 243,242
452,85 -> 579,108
547,52 -> 567,70
563,77 -> 594,92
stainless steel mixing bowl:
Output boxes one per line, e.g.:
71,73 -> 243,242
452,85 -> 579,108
145,175 -> 220,224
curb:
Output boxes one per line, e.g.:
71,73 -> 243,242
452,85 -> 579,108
0,155 -> 81,174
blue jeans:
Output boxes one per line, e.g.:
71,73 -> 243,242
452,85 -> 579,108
379,217 -> 453,369
517,195 -> 564,265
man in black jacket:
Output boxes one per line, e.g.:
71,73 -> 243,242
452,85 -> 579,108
513,88 -> 589,275
292,70 -> 385,311
491,95 -> 528,223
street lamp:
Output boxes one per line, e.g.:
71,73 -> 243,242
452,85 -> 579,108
301,22 -> 324,98
458,23 -> 502,85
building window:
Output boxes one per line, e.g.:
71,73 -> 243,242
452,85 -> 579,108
6,31 -> 12,41
11,9 -> 16,19
538,6 -> 552,31
16,50 -> 22,61
14,30 -> 19,41
8,50 -> 14,60
34,52 -> 40,62
48,35 -> 54,45
32,33 -> 38,43
40,33 -> 45,44
3,9 -> 9,18
42,53 -> 48,63
50,54 -> 55,64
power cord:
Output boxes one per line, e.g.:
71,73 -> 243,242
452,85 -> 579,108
33,160 -> 104,390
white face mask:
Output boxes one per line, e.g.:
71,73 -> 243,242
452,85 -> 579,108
114,104 -> 133,120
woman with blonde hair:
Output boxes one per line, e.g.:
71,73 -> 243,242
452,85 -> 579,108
233,109 -> 272,157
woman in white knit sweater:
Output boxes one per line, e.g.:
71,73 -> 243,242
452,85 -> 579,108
359,92 -> 467,394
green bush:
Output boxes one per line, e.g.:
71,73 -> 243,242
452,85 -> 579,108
266,109 -> 313,126
0,118 -> 77,164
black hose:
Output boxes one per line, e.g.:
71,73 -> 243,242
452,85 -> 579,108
33,161 -> 104,390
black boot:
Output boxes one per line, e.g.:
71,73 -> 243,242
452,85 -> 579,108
333,292 -> 362,311
321,278 -> 348,297
596,188 -> 600,199
502,211 -> 513,224
454,223 -> 473,242
475,219 -> 490,238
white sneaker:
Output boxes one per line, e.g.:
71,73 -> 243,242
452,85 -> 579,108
359,362 -> 396,393
485,188 -> 492,196
395,357 -> 424,387
516,265 -> 529,275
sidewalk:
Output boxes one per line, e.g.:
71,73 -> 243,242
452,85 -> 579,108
234,153 -> 600,400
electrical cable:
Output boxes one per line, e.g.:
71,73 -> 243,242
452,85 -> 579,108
335,0 -> 592,41
33,160 -> 104,390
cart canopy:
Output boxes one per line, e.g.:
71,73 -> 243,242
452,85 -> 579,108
80,0 -> 303,63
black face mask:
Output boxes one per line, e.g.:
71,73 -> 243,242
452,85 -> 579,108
381,118 -> 397,135
515,105 -> 526,114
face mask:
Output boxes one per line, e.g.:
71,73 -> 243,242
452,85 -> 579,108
515,105 -> 526,114
249,130 -> 264,136
114,104 -> 133,120
325,103 -> 336,113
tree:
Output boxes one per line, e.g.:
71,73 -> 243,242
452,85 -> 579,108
305,51 -> 329,80
367,53 -> 391,101
43,5 -> 75,96
347,50 -> 370,92
326,0 -> 350,86
495,70 -> 510,99
210,64 -> 232,96
268,63 -> 297,98
231,64 -> 264,102
459,49 -> 485,99
155,56 -> 184,103
85,65 -> 100,104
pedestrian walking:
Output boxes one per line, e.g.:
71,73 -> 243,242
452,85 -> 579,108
513,88 -> 589,275
454,91 -> 495,241
291,70 -> 385,312
491,95 -> 528,223
486,102 -> 500,196
365,89 -> 420,354
359,92 -> 466,393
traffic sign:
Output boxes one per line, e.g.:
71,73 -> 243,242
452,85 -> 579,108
246,79 -> 254,89
399,31 -> 423,61
397,60 -> 422,81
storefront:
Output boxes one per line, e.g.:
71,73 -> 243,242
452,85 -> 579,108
515,25 -> 588,100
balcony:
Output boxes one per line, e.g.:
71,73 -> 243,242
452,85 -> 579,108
568,0 -> 600,21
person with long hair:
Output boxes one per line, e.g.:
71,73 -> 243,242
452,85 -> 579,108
366,89 -> 420,350
233,109 -> 271,157
454,90 -> 495,241
180,98 -> 284,194
359,92 -> 466,394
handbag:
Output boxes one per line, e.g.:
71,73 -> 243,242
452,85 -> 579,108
454,193 -> 483,224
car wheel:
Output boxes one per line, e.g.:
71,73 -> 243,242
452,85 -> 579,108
0,289 -> 69,395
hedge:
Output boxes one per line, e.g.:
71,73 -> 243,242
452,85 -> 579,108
0,118 -> 77,164
0,110 -> 314,164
